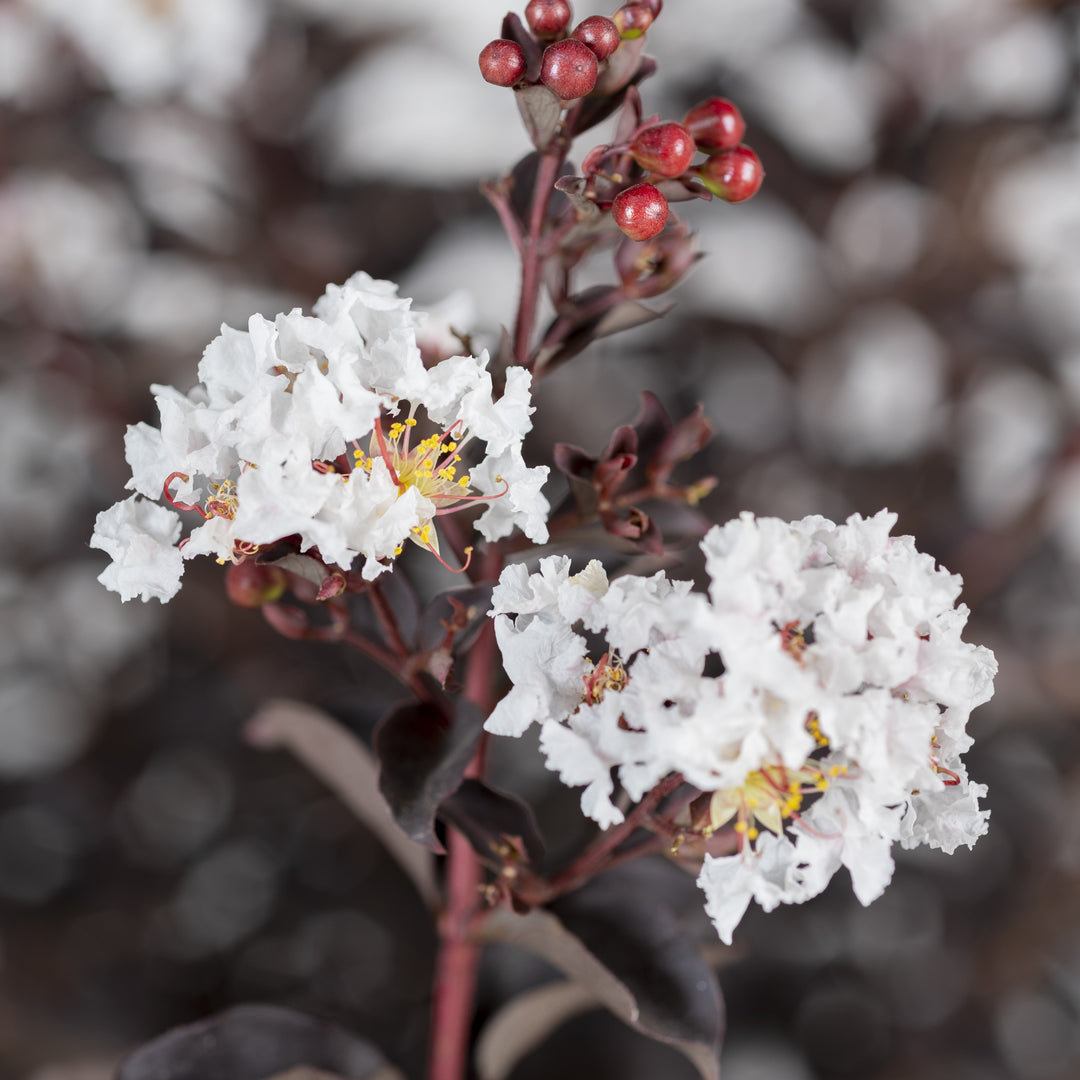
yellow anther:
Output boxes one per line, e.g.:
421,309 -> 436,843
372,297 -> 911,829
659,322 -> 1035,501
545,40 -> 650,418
458,476 -> 471,488
747,827 -> 759,840
405,418 -> 417,427
733,821 -> 748,834
393,545 -> 403,555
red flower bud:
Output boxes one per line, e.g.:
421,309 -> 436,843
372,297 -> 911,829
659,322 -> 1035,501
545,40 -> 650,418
612,182 -> 669,241
630,121 -> 696,178
696,145 -> 765,203
613,2 -> 654,38
526,0 -> 572,38
225,561 -> 287,608
570,15 -> 620,61
684,97 -> 745,151
478,39 -> 527,87
541,38 -> 598,99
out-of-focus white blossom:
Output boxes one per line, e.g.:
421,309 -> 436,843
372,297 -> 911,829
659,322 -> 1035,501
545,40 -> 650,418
488,511 -> 995,942
92,272 -> 549,601
26,0 -> 267,111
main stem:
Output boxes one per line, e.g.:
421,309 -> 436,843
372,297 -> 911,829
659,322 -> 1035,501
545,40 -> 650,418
513,150 -> 563,367
426,547 -> 503,1080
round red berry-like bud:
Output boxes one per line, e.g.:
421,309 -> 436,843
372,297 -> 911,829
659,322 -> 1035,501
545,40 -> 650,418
612,182 -> 669,240
570,15 -> 620,61
226,561 -> 288,608
684,97 -> 745,152
639,0 -> 662,13
630,121 -> 696,178
478,39 -> 527,86
526,0 -> 572,38
613,2 -> 654,38
697,145 -> 765,203
540,38 -> 598,99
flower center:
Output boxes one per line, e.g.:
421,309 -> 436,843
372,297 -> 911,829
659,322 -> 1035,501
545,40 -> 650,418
582,651 -> 627,704
708,758 -> 849,846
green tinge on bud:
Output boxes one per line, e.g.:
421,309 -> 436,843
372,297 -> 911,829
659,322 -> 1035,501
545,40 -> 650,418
613,2 -> 654,38
225,561 -> 288,607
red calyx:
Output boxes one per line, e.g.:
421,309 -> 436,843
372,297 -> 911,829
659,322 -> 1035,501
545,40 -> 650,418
570,15 -> 620,61
540,38 -> 598,99
526,0 -> 572,38
478,39 -> 527,86
684,97 -> 746,151
630,121 -> 696,178
612,182 -> 669,240
613,2 -> 654,38
696,145 -> 765,203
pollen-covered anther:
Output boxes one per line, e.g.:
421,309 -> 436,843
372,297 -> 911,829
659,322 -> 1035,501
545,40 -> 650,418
779,620 -> 809,663
582,651 -> 628,704
708,759 -> 844,850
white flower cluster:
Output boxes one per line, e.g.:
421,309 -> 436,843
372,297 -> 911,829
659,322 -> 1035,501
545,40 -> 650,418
487,510 -> 996,942
91,272 -> 549,602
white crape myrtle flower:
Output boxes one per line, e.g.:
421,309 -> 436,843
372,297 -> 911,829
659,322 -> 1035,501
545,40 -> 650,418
487,510 -> 996,942
91,272 -> 549,602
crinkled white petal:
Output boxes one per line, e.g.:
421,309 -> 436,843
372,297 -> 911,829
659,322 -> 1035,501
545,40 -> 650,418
90,496 -> 183,603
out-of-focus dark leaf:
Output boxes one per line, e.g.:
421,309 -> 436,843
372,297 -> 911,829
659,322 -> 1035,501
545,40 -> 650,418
479,881 -> 723,1080
439,777 -> 545,870
374,569 -> 419,649
592,298 -> 670,341
115,1004 -> 402,1080
419,584 -> 494,655
507,151 -> 540,229
474,981 -> 598,1080
501,12 -> 542,83
246,700 -> 438,909
550,880 -> 723,1076
651,404 -> 714,481
374,691 -> 484,852
515,85 -> 563,151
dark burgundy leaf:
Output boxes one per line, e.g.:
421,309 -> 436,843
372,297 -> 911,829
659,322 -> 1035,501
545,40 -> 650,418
553,174 -> 602,221
439,777 -> 546,868
650,404 -> 714,482
654,175 -> 714,203
593,36 -> 646,98
630,390 -> 674,471
479,882 -> 723,1080
374,690 -> 484,852
507,151 -> 540,230
501,12 -> 542,83
573,43 -> 654,135
613,85 -> 644,146
553,442 -> 598,479
116,1004 -> 396,1080
515,85 -> 563,151
374,568 -> 420,649
591,298 -> 670,341
550,881 -> 723,1078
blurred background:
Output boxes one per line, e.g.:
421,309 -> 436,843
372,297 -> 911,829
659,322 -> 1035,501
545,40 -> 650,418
2,0 -> 1080,1077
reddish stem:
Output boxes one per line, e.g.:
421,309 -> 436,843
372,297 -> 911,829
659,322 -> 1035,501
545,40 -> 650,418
426,547 -> 504,1080
513,150 -> 563,367
545,771 -> 685,898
